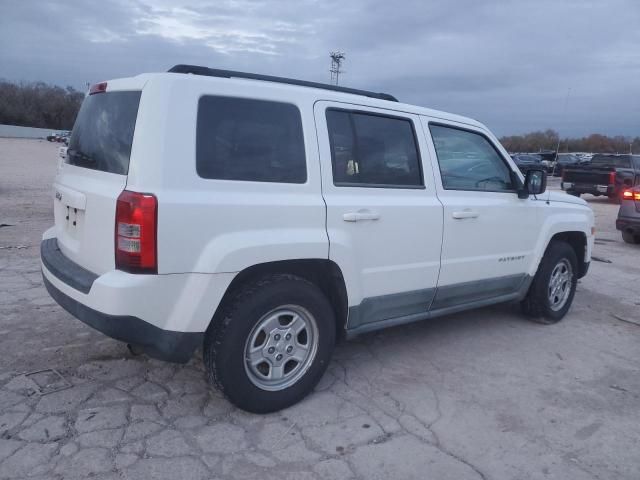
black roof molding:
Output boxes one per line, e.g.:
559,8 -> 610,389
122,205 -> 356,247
168,64 -> 398,102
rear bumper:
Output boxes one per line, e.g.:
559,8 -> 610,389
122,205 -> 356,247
40,236 -> 234,363
41,238 -> 97,294
561,182 -> 614,196
42,274 -> 201,362
616,216 -> 640,234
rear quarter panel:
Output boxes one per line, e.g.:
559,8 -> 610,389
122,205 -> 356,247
125,75 -> 328,274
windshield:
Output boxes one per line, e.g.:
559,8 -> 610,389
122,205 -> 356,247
67,91 -> 141,175
591,155 -> 632,168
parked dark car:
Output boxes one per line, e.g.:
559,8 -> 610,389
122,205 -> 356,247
511,154 -> 543,174
561,154 -> 639,199
46,131 -> 70,143
552,153 -> 581,177
536,151 -> 557,172
616,187 -> 640,244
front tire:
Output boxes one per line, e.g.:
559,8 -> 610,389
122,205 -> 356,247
203,274 -> 336,413
521,241 -> 578,324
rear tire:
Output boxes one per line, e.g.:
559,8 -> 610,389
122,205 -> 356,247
203,274 -> 336,413
622,231 -> 640,244
521,241 -> 578,324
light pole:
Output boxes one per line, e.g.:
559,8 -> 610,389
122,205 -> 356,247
330,52 -> 345,85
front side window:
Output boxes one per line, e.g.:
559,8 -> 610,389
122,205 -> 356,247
197,96 -> 306,183
429,124 -> 514,192
326,109 -> 423,187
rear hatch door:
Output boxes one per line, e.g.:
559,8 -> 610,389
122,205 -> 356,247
53,87 -> 142,275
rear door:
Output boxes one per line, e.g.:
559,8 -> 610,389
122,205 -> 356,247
53,86 -> 142,275
423,119 -> 541,310
314,102 -> 443,331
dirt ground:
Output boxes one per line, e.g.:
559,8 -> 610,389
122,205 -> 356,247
1,138 -> 639,480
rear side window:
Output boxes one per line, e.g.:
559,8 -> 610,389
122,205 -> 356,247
67,91 -> 141,175
429,124 -> 514,192
197,96 -> 306,183
326,109 -> 423,187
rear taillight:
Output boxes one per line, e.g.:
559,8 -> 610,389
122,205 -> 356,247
609,171 -> 616,185
89,82 -> 107,95
622,189 -> 640,201
115,190 -> 157,274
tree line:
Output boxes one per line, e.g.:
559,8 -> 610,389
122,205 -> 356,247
0,80 -> 85,130
1,79 -> 638,153
500,129 -> 640,154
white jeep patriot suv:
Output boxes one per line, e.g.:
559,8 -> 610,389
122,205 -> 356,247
42,65 -> 594,413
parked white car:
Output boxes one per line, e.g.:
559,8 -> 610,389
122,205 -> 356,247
42,65 -> 594,412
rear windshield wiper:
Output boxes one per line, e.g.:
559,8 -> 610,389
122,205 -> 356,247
67,148 -> 96,164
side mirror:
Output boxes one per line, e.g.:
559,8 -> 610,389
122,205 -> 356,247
519,169 -> 547,198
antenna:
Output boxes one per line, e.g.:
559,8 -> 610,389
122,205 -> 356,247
551,87 -> 571,174
329,51 -> 345,85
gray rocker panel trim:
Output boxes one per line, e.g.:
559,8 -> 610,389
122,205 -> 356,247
346,287 -> 436,330
430,273 -> 529,310
346,274 -> 532,338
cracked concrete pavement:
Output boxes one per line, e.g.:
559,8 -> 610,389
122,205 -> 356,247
1,138 -> 639,479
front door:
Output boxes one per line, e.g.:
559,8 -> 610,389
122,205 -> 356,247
314,101 -> 443,332
423,119 -> 542,310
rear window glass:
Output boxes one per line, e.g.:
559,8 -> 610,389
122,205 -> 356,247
326,109 -> 423,187
67,91 -> 141,175
591,155 -> 632,168
196,96 -> 306,183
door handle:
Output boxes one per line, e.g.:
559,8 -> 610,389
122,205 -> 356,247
452,210 -> 479,219
343,210 -> 380,222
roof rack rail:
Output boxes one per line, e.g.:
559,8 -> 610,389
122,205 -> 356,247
167,64 -> 398,102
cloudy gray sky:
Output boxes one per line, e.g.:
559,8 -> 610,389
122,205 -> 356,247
1,0 -> 639,136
